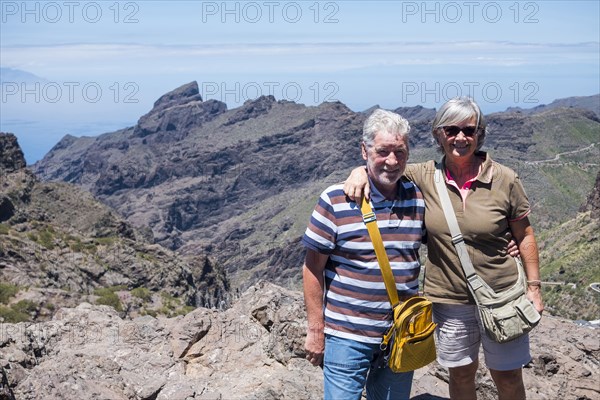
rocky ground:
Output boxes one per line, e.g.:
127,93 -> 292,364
0,281 -> 598,400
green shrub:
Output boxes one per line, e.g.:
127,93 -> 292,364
160,291 -> 181,310
0,224 -> 9,235
93,286 -> 127,296
94,287 -> 113,297
0,305 -> 29,323
0,299 -> 37,322
26,228 -> 56,250
0,283 -> 19,304
158,306 -> 173,316
95,291 -> 123,312
38,229 -> 55,250
142,308 -> 157,317
95,237 -> 116,246
136,252 -> 157,263
131,287 -> 152,302
94,287 -> 124,312
69,238 -> 98,254
68,237 -> 84,252
84,242 -> 98,253
11,300 -> 37,315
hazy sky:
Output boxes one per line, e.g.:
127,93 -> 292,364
1,0 -> 599,163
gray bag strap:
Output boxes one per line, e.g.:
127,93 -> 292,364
433,163 -> 486,298
433,162 -> 528,305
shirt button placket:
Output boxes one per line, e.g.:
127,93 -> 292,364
389,203 -> 400,228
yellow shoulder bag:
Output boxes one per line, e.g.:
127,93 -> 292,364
360,197 -> 437,372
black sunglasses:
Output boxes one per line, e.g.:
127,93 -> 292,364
441,126 -> 479,138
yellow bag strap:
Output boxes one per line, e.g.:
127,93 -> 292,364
360,197 -> 400,308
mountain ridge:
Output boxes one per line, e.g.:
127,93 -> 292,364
505,93 -> 600,117
32,83 -> 600,298
1,132 -> 230,321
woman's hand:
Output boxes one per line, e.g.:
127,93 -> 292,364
507,239 -> 519,257
527,285 -> 545,314
343,167 -> 370,201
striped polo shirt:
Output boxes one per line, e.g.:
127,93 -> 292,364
302,177 -> 425,344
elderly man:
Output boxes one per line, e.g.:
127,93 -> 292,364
302,109 -> 425,400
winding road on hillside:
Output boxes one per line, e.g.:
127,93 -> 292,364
525,143 -> 598,165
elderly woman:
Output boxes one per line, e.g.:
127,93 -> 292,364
344,97 -> 544,400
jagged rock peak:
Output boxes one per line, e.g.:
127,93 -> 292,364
49,134 -> 79,152
134,82 -> 226,138
223,95 -> 277,126
393,105 -> 437,121
361,104 -> 381,115
242,94 -> 276,106
153,81 -> 202,110
0,132 -> 27,172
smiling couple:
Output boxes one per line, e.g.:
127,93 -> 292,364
302,97 -> 543,400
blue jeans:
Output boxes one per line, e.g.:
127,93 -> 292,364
323,334 -> 413,400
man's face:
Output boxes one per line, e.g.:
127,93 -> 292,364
361,131 -> 409,190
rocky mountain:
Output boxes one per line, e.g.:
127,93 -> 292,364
32,82 -> 366,290
506,94 -> 600,117
0,132 -> 229,322
0,281 -> 598,400
0,134 -> 26,173
535,171 -> 600,320
580,171 -> 600,219
32,83 -> 600,298
2,86 -> 600,399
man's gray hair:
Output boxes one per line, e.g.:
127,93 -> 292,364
362,109 -> 411,146
431,97 -> 487,152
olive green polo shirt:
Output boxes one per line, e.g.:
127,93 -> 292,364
405,152 -> 530,304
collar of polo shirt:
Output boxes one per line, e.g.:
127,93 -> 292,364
367,176 -> 407,204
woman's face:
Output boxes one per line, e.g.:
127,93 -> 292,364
437,116 -> 479,160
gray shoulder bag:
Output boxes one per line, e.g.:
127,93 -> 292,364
433,162 -> 541,343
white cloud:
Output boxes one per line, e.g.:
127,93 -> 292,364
2,41 -> 598,78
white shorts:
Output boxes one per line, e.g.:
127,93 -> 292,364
433,303 -> 531,371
